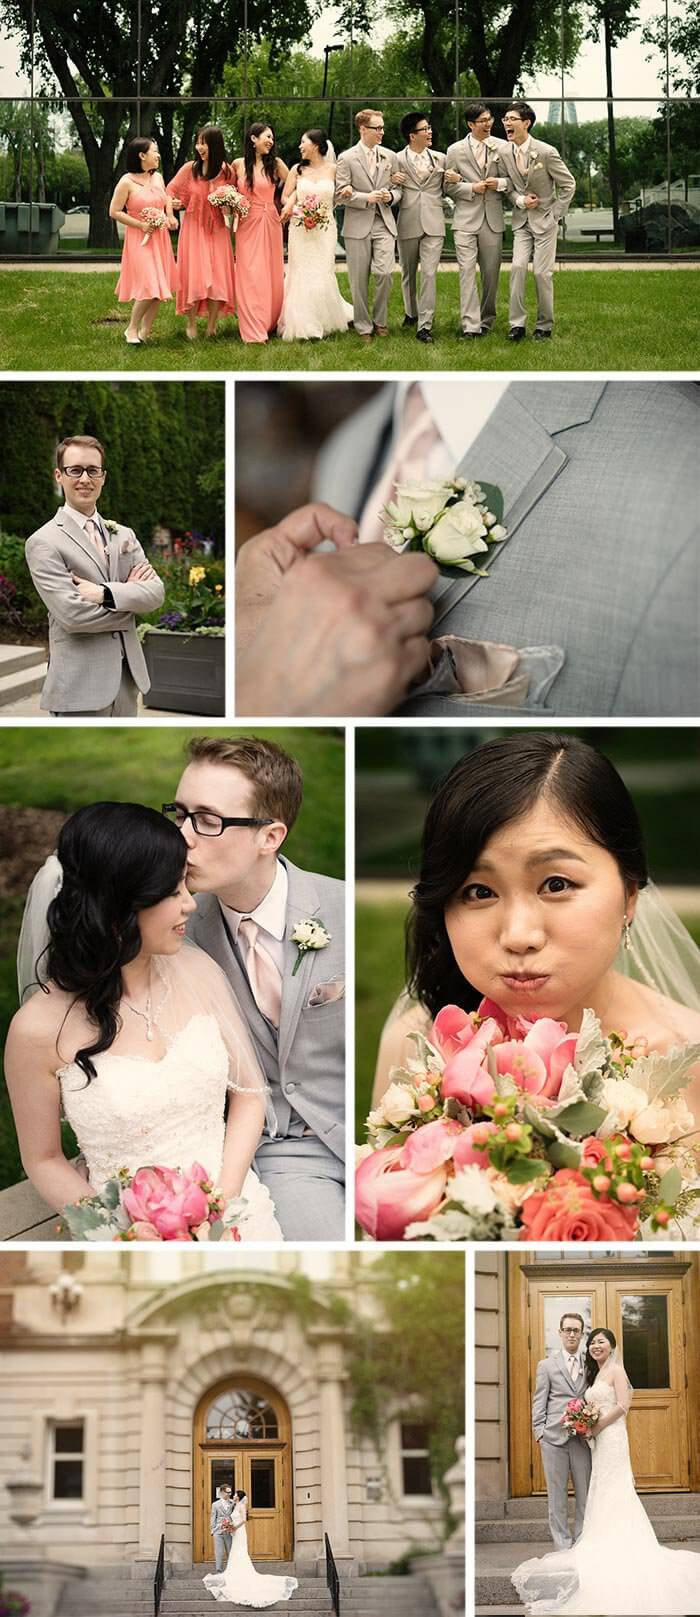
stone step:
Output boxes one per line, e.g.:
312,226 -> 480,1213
0,655 -> 48,707
476,1539 -> 700,1606
478,1513 -> 700,1544
0,643 -> 46,677
502,1491 -> 700,1519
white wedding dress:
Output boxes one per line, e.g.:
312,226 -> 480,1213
278,174 -> 353,341
512,1379 -> 700,1614
59,1012 -> 282,1241
203,1501 -> 298,1606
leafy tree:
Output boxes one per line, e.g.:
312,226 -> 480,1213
584,2 -> 641,242
643,0 -> 700,95
0,100 -> 57,201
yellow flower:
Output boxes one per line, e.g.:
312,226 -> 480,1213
215,583 -> 223,594
189,565 -> 206,586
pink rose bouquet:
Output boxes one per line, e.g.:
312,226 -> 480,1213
61,1162 -> 246,1242
208,185 -> 250,229
140,206 -> 166,245
562,1397 -> 598,1438
291,192 -> 330,231
356,1001 -> 700,1242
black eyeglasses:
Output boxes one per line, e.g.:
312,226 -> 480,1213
162,804 -> 274,837
61,465 -> 105,479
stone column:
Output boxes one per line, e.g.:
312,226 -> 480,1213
313,1330 -> 354,1576
136,1339 -> 167,1562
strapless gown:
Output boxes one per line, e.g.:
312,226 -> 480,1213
59,1014 -> 281,1240
278,175 -> 353,341
203,1507 -> 297,1607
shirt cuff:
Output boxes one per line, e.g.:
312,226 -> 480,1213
496,178 -> 507,192
515,192 -> 526,207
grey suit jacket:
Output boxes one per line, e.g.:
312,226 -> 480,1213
335,143 -> 399,238
313,380 -> 700,718
25,507 -> 164,711
394,148 -> 446,239
210,1498 -> 232,1535
498,136 -> 575,235
532,1351 -> 588,1447
187,856 -> 345,1162
444,136 -> 507,232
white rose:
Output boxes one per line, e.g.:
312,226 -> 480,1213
424,500 -> 489,567
449,1164 -> 504,1214
381,1082 -> 419,1126
292,921 -> 317,946
630,1093 -> 695,1145
598,1077 -> 649,1130
388,480 -> 452,531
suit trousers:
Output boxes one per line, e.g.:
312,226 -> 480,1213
213,1532 -> 232,1572
539,1436 -> 592,1549
454,223 -> 503,332
345,221 -> 396,335
254,1135 -> 344,1240
509,220 -> 558,330
398,233 -> 443,328
51,660 -> 139,718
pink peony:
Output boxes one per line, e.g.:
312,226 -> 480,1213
519,1170 -> 640,1242
122,1164 -> 211,1241
431,1004 -> 477,1059
441,1018 -> 502,1107
355,1145 -> 448,1241
493,1023 -> 577,1101
452,1121 -> 498,1169
400,1117 -> 464,1173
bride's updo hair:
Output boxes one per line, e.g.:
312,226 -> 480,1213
584,1327 -> 617,1386
406,733 -> 649,1018
298,128 -> 329,170
46,802 -> 187,1081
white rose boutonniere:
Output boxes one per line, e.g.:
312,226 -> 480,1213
102,519 -> 119,535
290,917 -> 331,975
382,477 -> 507,576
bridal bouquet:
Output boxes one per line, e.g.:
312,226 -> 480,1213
61,1162 -> 247,1242
382,478 -> 507,575
140,206 -> 165,245
355,1001 -> 700,1241
208,185 -> 250,224
562,1398 -> 598,1438
292,192 -> 330,230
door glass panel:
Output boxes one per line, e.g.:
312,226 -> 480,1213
210,1457 -> 237,1501
620,1294 -> 670,1387
542,1295 -> 593,1357
250,1458 -> 275,1509
206,1389 -> 278,1439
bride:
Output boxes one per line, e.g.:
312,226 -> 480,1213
512,1327 -> 700,1614
277,128 -> 353,341
203,1488 -> 298,1607
5,802 -> 281,1240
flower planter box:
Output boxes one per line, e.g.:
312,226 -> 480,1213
142,631 -> 225,715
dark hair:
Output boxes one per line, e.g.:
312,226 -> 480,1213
233,1489 -> 247,1502
243,123 -> 279,193
297,128 -> 329,171
400,111 -> 431,142
45,803 -> 187,1081
464,101 -> 491,126
193,125 -> 228,182
506,100 -> 536,129
126,136 -> 157,174
560,1312 -> 585,1332
584,1327 -> 617,1386
406,733 -> 648,1018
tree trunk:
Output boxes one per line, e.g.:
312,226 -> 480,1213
604,12 -> 621,244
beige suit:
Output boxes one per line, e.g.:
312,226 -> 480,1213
394,147 -> 446,332
25,506 -> 164,714
445,136 -> 507,332
335,142 -> 399,334
498,136 -> 575,331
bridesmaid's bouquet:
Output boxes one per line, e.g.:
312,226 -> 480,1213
140,206 -> 165,245
562,1398 -> 598,1438
292,192 -> 330,231
355,1002 -> 700,1242
208,185 -> 250,229
61,1162 -> 247,1242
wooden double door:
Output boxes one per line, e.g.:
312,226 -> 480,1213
193,1379 -> 293,1564
509,1262 -> 692,1495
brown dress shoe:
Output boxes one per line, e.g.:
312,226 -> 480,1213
373,325 -> 389,336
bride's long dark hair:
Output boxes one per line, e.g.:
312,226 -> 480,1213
45,802 -> 187,1081
406,733 -> 649,1018
584,1327 -> 617,1386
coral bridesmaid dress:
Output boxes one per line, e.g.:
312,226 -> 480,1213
233,164 -> 284,343
115,178 -> 177,302
166,163 -> 236,317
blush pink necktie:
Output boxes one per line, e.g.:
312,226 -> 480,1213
238,917 -> 282,1028
358,386 -> 444,547
85,516 -> 106,563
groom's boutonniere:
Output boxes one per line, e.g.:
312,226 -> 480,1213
290,917 -> 331,975
382,478 -> 507,576
103,519 -> 119,535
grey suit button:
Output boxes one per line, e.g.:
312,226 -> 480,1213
285,1082 -> 297,1093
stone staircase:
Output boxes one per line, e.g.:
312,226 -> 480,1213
0,644 -> 47,710
61,1564 -> 441,1617
475,1492 -> 700,1612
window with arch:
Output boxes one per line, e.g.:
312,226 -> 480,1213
204,1387 -> 279,1441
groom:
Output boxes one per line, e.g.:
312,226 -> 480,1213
210,1486 -> 233,1570
335,109 -> 399,341
176,734 -> 345,1241
25,434 -> 164,715
533,1314 -> 592,1549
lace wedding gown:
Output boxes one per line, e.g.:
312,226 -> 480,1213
278,175 -> 353,341
59,1013 -> 282,1240
203,1502 -> 298,1607
512,1380 -> 700,1614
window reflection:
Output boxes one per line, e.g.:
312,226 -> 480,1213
620,1294 -> 670,1388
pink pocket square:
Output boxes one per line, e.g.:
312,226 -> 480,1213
307,979 -> 345,1007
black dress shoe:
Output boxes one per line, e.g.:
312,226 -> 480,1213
533,329 -> 552,340
508,326 -> 526,342
459,330 -> 483,339
402,314 -> 417,327
416,327 -> 433,343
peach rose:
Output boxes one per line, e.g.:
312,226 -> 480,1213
519,1170 -> 640,1242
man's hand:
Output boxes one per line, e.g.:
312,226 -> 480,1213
524,192 -> 539,209
339,184 -> 353,199
71,573 -> 104,604
444,168 -> 460,185
483,176 -> 500,189
236,538 -> 438,717
236,502 -> 359,650
391,171 -> 405,185
127,561 -> 157,582
472,180 -> 487,195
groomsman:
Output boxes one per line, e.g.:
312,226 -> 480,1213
335,109 -> 399,341
392,112 -> 448,345
445,102 -> 508,339
498,100 -> 575,340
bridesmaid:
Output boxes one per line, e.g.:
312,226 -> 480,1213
166,125 -> 236,341
232,123 -> 288,344
110,136 -> 177,344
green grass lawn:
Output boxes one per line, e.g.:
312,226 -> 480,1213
1,268 -> 698,370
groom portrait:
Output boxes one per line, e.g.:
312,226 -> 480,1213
210,1486 -> 233,1571
25,434 -> 164,716
173,734 -> 345,1241
533,1314 -> 592,1549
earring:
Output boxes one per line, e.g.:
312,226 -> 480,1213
622,914 -> 632,952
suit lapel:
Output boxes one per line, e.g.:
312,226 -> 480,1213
431,382 -> 606,626
56,506 -> 109,580
277,858 -> 324,1071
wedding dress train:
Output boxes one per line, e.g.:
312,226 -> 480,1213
512,1381 -> 700,1614
278,175 -> 353,341
203,1501 -> 298,1606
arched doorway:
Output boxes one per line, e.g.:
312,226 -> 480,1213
193,1377 -> 293,1563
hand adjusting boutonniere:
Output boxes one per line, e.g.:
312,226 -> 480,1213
382,478 -> 507,576
290,917 -> 331,976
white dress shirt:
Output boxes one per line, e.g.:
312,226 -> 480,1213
392,379 -> 513,480
467,134 -> 507,191
222,858 -> 289,979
